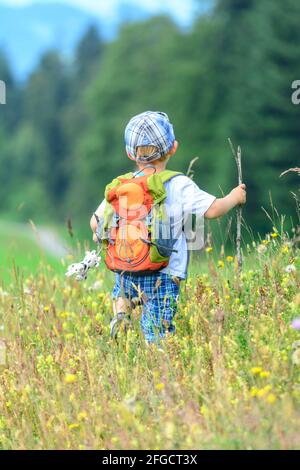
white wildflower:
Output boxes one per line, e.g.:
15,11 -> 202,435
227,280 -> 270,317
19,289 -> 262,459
23,287 -> 32,295
0,290 -> 9,297
89,280 -> 103,291
285,264 -> 296,273
292,348 -> 300,366
292,340 -> 300,350
257,244 -> 267,254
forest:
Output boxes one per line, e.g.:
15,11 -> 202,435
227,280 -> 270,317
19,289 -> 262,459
0,0 -> 299,238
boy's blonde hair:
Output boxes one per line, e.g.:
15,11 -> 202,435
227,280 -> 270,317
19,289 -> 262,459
136,145 -> 168,163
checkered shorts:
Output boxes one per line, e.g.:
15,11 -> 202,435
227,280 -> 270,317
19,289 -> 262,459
112,272 -> 180,342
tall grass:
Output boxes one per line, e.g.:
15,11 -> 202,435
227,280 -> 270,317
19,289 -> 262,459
0,227 -> 299,449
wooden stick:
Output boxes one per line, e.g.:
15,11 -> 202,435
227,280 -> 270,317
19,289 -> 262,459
186,157 -> 199,180
228,139 -> 243,273
280,167 -> 300,177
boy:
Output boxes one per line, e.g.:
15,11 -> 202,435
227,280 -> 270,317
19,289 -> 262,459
90,111 -> 246,343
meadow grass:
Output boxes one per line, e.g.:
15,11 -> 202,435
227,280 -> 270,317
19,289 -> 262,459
0,221 -> 65,285
0,231 -> 299,450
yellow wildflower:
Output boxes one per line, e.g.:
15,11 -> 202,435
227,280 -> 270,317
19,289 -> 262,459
218,260 -> 225,269
77,411 -> 88,421
257,385 -> 272,397
59,311 -> 68,319
46,416 -> 55,429
238,304 -> 245,313
226,256 -> 234,263
250,387 -> 259,397
206,247 -> 213,253
266,393 -> 276,404
68,423 -> 80,431
251,366 -> 262,375
65,373 -> 77,384
260,371 -> 271,378
155,383 -> 165,391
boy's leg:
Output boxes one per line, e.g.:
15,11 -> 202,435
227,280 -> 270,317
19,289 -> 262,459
110,274 -> 133,339
113,297 -> 131,316
140,274 -> 180,343
110,297 -> 132,339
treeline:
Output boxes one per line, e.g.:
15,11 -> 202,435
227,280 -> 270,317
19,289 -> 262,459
0,0 -> 299,236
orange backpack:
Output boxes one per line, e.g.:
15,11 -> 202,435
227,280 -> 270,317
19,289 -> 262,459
98,170 -> 182,274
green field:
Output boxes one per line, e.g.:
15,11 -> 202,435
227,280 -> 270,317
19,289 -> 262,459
0,221 -> 66,285
0,224 -> 299,450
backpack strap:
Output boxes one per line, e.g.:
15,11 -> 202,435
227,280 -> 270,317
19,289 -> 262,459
158,170 -> 183,184
104,171 -> 134,200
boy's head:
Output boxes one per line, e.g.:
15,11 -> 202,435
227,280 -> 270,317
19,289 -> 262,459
124,111 -> 178,166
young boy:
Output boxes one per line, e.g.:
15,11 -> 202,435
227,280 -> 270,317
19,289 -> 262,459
90,111 -> 246,343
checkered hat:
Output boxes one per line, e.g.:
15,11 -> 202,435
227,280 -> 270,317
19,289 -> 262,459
124,111 -> 176,162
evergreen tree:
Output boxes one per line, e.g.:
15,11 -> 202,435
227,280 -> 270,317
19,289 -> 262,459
62,26 -> 105,224
74,25 -> 104,83
23,51 -> 70,209
211,0 -> 300,230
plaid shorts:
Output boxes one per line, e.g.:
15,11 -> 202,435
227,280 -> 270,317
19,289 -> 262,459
112,272 -> 180,342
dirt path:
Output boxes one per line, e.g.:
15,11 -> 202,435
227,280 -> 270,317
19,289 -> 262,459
33,227 -> 70,258
0,221 -> 70,259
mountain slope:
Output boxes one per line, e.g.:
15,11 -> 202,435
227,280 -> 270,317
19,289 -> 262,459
0,2 -> 152,80
0,1 -> 209,80
0,3 -> 103,79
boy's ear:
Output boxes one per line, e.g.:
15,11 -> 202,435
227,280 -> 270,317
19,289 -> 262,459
168,140 -> 178,157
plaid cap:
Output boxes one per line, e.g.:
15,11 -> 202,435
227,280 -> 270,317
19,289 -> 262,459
124,111 -> 176,162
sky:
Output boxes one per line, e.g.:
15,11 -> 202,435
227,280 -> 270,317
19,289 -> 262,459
0,0 -> 199,24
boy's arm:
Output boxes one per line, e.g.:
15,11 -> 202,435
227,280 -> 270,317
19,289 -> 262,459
205,184 -> 246,219
90,200 -> 106,241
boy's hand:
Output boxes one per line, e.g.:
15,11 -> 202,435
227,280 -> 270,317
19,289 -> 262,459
205,184 -> 246,219
230,184 -> 246,206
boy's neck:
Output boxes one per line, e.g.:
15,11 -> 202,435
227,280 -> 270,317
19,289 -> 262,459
137,162 -> 167,174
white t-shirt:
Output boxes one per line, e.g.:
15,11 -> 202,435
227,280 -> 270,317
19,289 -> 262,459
96,175 -> 216,279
